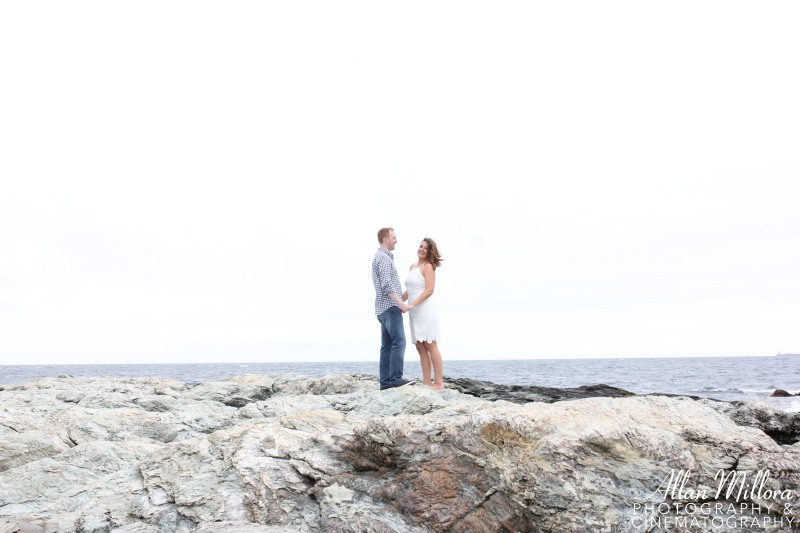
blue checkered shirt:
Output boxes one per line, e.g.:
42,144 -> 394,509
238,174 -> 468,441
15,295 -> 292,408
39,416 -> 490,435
372,247 -> 402,315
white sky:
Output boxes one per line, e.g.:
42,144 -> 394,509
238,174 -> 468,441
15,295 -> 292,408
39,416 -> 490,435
2,1 -> 798,365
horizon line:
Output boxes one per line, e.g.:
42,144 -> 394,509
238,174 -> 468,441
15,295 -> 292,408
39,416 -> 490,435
0,353 -> 778,367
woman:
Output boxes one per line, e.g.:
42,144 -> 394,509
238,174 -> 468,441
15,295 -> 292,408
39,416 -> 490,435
403,237 -> 445,390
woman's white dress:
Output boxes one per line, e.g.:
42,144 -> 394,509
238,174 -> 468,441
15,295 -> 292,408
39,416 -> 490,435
405,266 -> 440,343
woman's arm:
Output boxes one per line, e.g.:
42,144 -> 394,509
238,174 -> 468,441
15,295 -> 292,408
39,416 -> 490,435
403,262 -> 416,302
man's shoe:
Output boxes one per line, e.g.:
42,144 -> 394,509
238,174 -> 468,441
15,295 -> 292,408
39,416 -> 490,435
390,378 -> 417,389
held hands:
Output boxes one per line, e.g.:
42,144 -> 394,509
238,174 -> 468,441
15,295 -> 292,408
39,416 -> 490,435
399,302 -> 411,313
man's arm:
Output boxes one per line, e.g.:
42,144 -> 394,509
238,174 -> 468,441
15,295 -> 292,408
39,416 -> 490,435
375,255 -> 409,312
389,292 -> 409,312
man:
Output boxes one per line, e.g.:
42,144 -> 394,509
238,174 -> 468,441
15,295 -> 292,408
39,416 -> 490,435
372,227 -> 416,390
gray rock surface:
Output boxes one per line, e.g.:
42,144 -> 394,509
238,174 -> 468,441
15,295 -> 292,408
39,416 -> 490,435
444,377 -> 638,403
1,374 -> 799,532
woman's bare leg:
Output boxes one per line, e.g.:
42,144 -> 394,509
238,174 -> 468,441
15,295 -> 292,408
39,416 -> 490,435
415,341 -> 432,386
425,341 -> 444,389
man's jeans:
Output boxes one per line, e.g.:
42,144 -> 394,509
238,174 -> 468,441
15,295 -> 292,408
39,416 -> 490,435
377,306 -> 406,389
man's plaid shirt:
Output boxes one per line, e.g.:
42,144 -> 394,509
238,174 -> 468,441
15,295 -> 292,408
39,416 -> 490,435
372,247 -> 402,315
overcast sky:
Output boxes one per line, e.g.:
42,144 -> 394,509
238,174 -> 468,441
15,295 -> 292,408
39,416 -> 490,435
2,2 -> 798,366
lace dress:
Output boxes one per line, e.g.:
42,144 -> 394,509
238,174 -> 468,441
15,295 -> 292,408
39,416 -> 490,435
404,266 -> 440,343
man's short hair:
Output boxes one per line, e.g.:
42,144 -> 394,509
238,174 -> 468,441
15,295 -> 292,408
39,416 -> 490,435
377,227 -> 394,243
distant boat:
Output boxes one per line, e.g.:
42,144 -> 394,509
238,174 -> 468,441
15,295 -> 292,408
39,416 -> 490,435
776,352 -> 800,356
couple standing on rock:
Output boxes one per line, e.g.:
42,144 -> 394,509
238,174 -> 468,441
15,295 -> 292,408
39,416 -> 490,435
371,227 -> 445,391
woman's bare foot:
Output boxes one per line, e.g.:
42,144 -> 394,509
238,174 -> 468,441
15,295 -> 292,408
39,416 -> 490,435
429,383 -> 445,390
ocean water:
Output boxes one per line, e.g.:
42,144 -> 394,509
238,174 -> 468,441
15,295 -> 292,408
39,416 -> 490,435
2,356 -> 798,412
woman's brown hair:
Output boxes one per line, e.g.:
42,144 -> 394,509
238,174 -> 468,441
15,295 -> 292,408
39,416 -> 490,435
422,237 -> 444,270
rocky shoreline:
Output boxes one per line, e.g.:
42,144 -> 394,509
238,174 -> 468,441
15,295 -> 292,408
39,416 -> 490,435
1,374 -> 799,532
